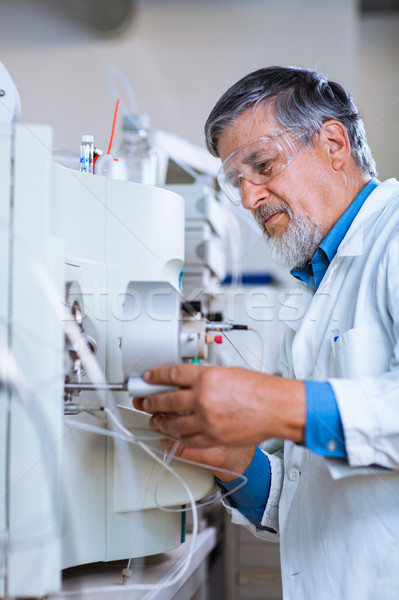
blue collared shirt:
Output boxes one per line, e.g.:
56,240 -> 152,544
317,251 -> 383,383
217,178 -> 379,529
291,177 -> 380,289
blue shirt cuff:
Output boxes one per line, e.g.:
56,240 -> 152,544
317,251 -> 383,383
305,380 -> 347,458
215,445 -> 271,528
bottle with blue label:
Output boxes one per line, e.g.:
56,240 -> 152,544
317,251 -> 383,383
80,134 -> 94,174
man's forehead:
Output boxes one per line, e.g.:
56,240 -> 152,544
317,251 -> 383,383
217,107 -> 280,161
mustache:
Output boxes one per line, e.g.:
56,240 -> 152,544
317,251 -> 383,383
254,202 -> 293,229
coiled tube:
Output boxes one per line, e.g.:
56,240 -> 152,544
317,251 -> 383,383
52,149 -> 81,171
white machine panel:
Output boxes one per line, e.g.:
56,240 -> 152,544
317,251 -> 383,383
0,124 -> 64,598
0,122 -> 215,596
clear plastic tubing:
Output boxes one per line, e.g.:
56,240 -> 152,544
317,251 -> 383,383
52,149 -> 80,170
80,134 -> 94,174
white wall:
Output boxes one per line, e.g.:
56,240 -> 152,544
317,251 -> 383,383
0,0 -> 358,150
359,14 -> 399,182
1,0 -> 398,276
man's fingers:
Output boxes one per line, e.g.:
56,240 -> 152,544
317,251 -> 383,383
133,363 -> 201,412
143,363 -> 202,387
135,389 -> 193,415
132,397 -> 145,411
150,412 -> 201,439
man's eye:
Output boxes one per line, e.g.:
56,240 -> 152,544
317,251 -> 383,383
227,172 -> 241,189
232,176 -> 241,189
255,161 -> 274,176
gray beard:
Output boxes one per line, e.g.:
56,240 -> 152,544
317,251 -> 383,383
254,202 -> 325,270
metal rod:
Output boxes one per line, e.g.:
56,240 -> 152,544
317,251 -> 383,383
64,404 -> 104,415
65,382 -> 127,392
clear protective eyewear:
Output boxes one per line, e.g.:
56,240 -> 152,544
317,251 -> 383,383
217,128 -> 307,205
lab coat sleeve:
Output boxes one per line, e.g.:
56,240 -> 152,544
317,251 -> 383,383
327,234 -> 399,478
221,440 -> 284,541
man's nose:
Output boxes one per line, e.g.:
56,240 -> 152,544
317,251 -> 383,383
240,177 -> 270,211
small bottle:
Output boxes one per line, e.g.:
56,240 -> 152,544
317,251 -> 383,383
116,114 -> 158,185
80,135 -> 94,174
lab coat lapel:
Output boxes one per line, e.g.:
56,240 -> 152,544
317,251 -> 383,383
279,179 -> 399,381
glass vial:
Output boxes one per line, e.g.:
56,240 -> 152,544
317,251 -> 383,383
116,114 -> 158,185
80,134 -> 94,174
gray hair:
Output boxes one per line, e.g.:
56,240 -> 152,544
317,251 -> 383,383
205,66 -> 377,177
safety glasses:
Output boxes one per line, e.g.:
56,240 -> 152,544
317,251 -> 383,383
217,129 -> 307,205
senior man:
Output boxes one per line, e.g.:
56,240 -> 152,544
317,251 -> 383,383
134,67 -> 399,599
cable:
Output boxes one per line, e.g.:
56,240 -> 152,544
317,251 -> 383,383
63,417 -> 247,504
61,420 -> 245,590
67,412 -> 248,498
106,67 -> 138,123
107,98 -> 120,155
206,319 -> 267,373
247,326 -> 267,373
221,332 -> 254,371
61,409 -> 198,595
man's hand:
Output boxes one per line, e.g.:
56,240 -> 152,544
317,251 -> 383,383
133,364 -> 306,448
161,440 -> 257,482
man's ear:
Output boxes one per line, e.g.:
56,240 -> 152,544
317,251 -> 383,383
320,120 -> 351,171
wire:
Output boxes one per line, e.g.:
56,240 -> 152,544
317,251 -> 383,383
63,417 -> 247,503
62,414 -> 247,592
247,326 -> 267,373
107,98 -> 120,155
220,332 -> 254,370
106,67 -> 138,120
61,409 -> 197,595
207,319 -> 267,373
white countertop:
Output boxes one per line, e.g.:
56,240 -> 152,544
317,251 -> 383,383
54,526 -> 217,600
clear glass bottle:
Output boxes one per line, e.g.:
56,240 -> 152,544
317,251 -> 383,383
116,114 -> 158,185
80,134 -> 94,173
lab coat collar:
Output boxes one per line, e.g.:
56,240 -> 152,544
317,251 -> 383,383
279,179 -> 399,331
337,178 -> 399,258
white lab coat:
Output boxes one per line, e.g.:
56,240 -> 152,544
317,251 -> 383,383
224,179 -> 399,599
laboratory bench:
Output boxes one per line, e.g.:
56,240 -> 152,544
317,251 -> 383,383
56,526 -> 218,600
